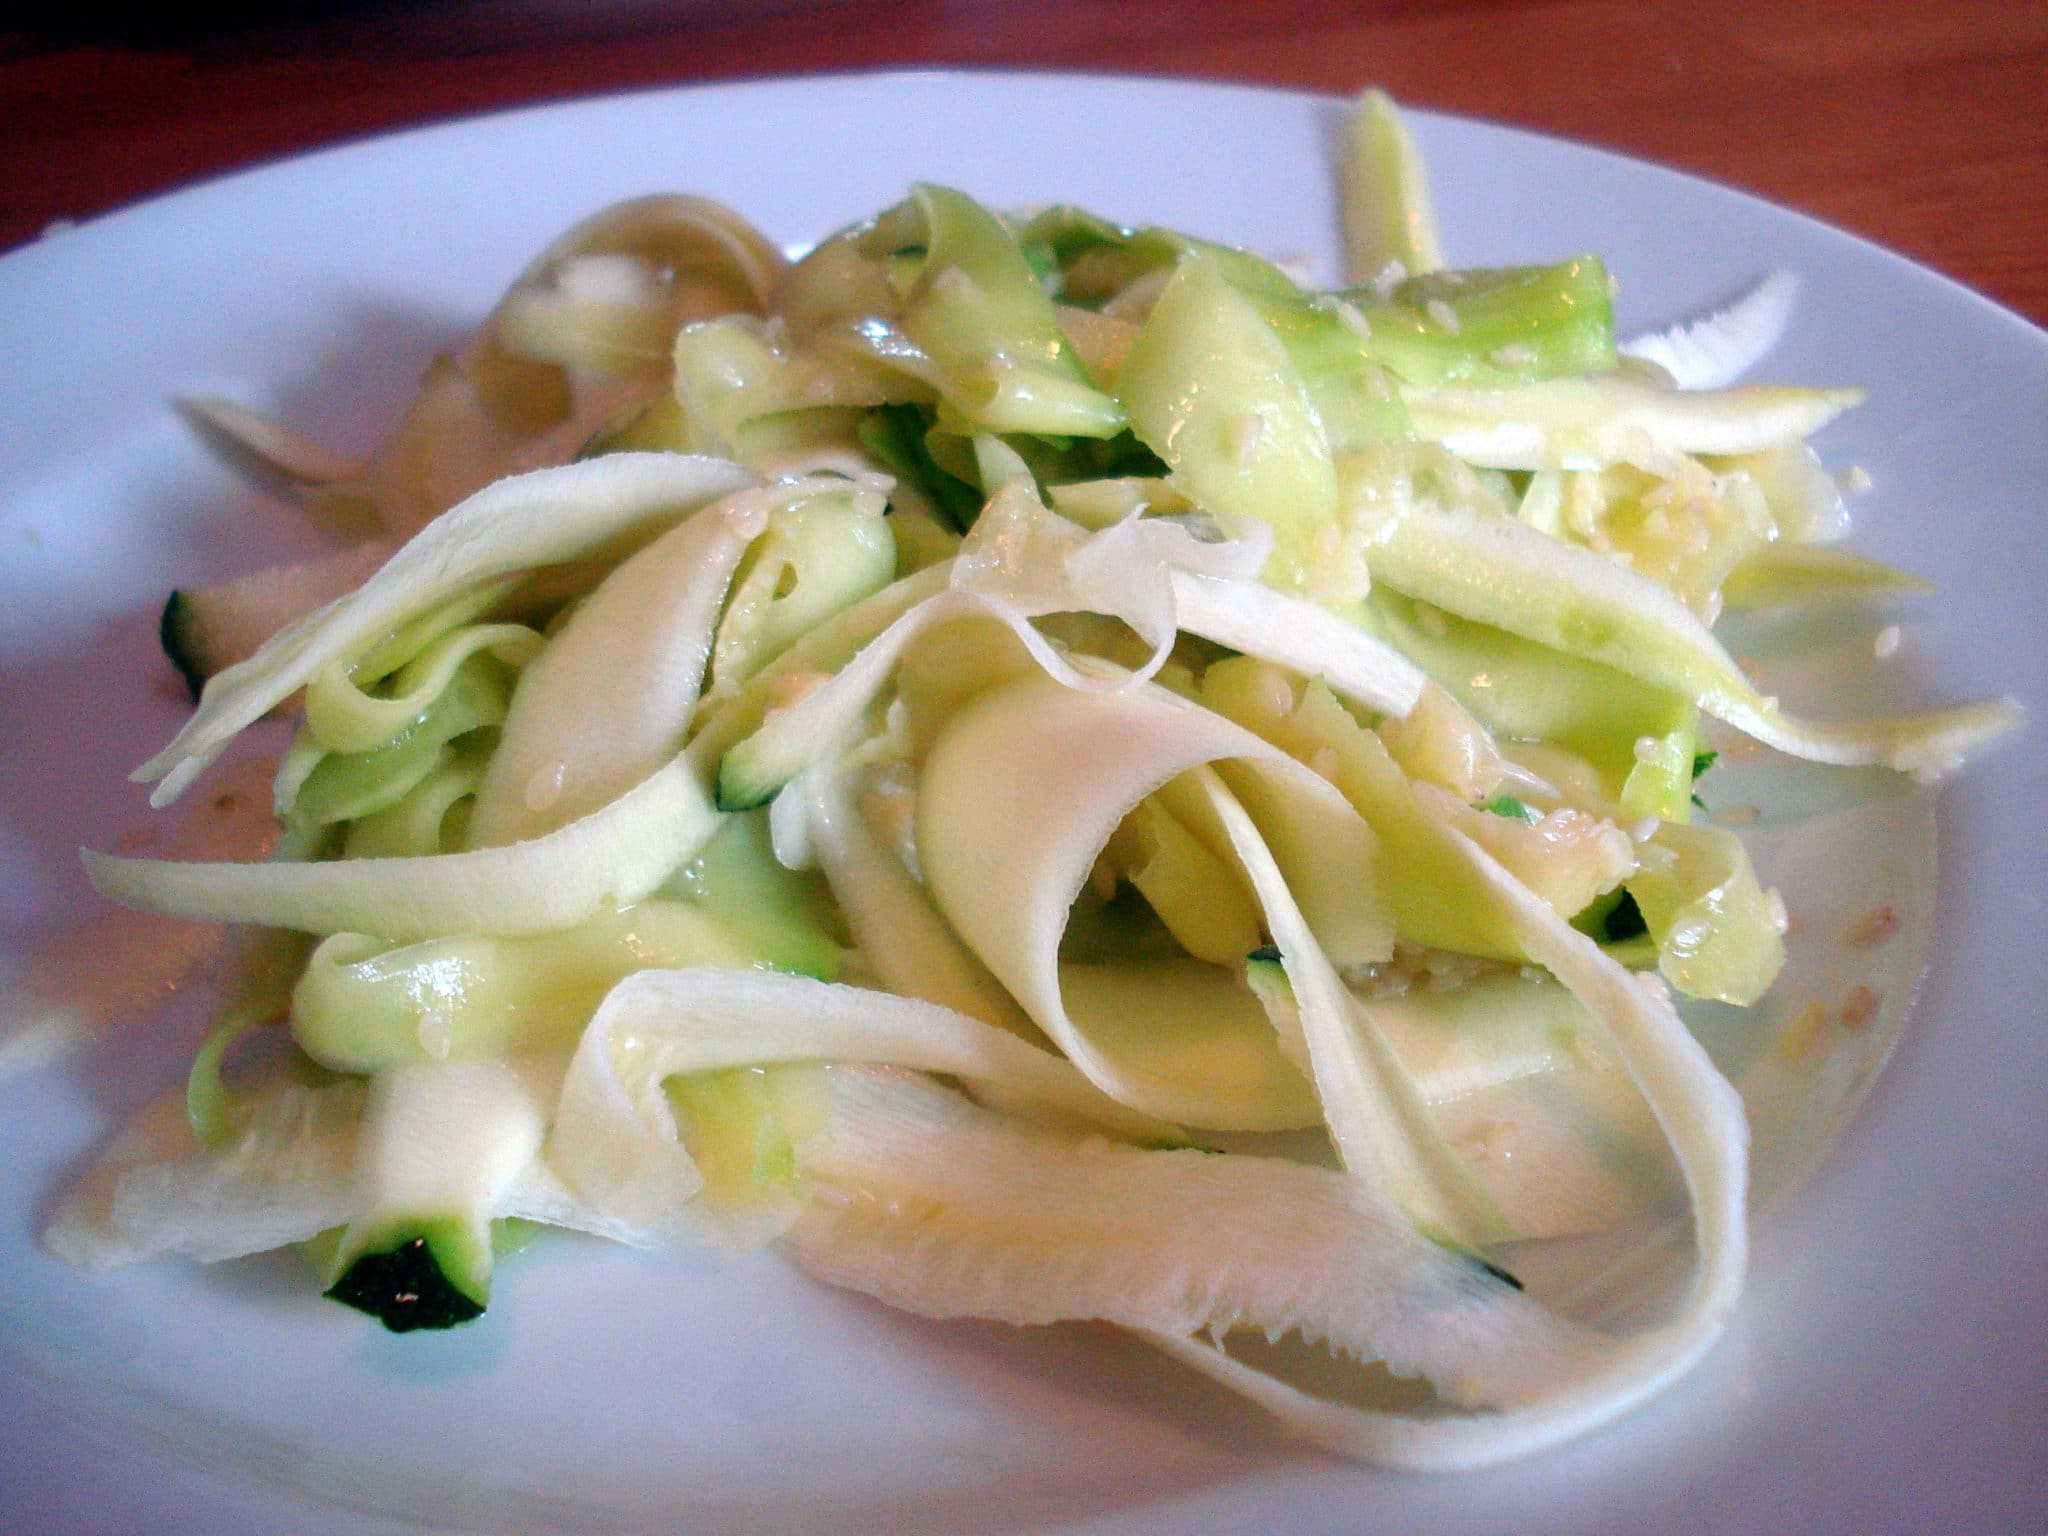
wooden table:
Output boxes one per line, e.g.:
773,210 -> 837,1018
5,0 -> 2044,326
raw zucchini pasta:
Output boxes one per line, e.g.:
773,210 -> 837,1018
50,90 -> 2016,1470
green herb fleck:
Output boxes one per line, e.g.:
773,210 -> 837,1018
1481,794 -> 1542,824
1689,749 -> 1719,808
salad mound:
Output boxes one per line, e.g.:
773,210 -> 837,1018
48,91 -> 2016,1469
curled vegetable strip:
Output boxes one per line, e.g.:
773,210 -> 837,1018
339,196 -> 788,538
716,484 -> 1261,806
86,755 -> 720,941
1341,88 -> 1444,280
1118,253 -> 1339,586
1136,770 -> 1751,1469
917,672 -> 1388,1128
290,902 -> 755,1073
138,454 -> 759,806
867,184 -> 1127,438
1194,768 -> 1505,1250
1403,375 -> 1862,472
685,563 -> 953,767
465,482 -> 864,845
505,194 -> 788,325
1621,271 -> 1799,391
799,761 -> 1041,1040
177,396 -> 366,489
720,488 -> 1430,807
301,619 -> 542,758
551,969 -> 1183,1238
784,1067 -> 1599,1412
1167,569 -> 1426,718
46,1080 -> 366,1269
327,1055 -> 557,1310
1369,504 -> 2020,771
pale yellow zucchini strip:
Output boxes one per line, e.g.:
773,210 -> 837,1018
799,761 -> 1041,1041
917,672 -> 1389,1128
1369,502 -> 2019,771
784,1068 -> 1599,1414
551,969 -> 1182,1238
721,488 -> 1428,808
717,485 -> 1267,805
137,453 -> 757,805
86,756 -> 720,941
469,478 -> 881,846
1401,376 -> 1862,473
1167,568 -> 1426,717
1342,88 -> 1444,280
1194,768 -> 1505,1249
1139,783 -> 1750,1468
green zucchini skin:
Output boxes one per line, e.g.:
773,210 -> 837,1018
324,1230 -> 487,1332
159,591 -> 208,702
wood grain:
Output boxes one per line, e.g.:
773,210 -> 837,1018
3,0 -> 2042,323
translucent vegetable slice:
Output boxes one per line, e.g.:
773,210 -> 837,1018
136,453 -> 757,805
86,751 -> 720,941
551,969 -> 1181,1239
1365,501 -> 2019,771
1341,88 -> 1444,280
916,671 -> 1388,1127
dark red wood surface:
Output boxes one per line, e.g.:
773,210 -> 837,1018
5,0 -> 2044,323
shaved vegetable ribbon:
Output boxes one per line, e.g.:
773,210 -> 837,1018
52,87 -> 2021,1476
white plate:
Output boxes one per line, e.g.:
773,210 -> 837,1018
1,72 -> 2042,1536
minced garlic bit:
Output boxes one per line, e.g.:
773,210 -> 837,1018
1666,916 -> 1712,953
1224,410 -> 1265,466
1454,1120 -> 1516,1166
1847,905 -> 1898,948
522,759 -> 568,813
1335,299 -> 1371,338
932,265 -> 978,304
860,765 -> 924,883
1424,297 -> 1462,333
1838,985 -> 1879,1032
1632,734 -> 1662,766
1488,342 -> 1536,369
416,1009 -> 452,1061
1873,625 -> 1902,660
1764,887 -> 1789,935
